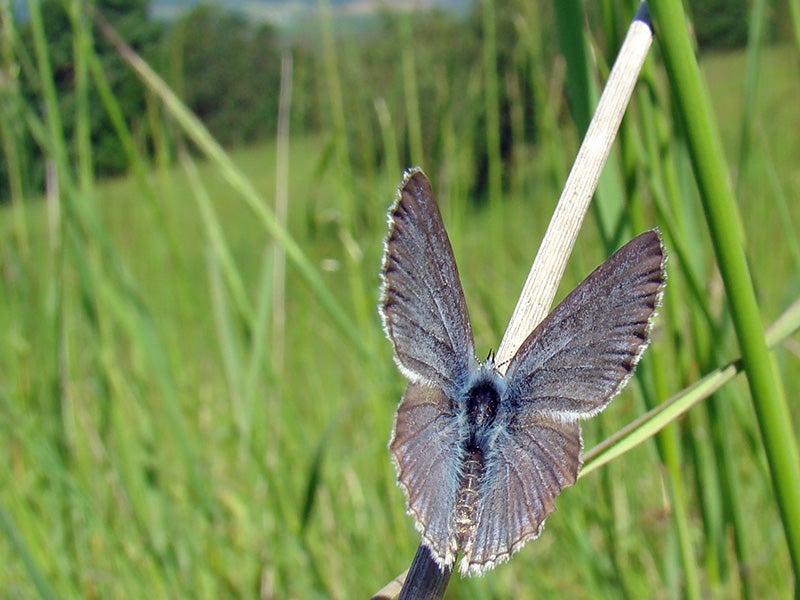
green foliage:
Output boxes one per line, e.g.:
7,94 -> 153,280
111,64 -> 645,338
163,4 -> 282,146
317,1 -> 558,199
1,0 -> 778,202
2,0 -> 162,198
688,0 -> 750,50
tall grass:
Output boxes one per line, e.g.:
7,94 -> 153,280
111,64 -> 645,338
1,1 -> 798,598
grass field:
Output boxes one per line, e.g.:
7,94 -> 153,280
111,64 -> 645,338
2,4 -> 800,599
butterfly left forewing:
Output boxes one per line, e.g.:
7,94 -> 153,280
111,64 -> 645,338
380,169 -> 477,398
382,169 -> 478,569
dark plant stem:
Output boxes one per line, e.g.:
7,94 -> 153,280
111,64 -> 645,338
398,544 -> 452,600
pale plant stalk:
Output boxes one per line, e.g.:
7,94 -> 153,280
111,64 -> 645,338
496,5 -> 654,368
272,51 -> 293,376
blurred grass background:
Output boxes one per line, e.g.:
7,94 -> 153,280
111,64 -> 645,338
1,0 -> 799,597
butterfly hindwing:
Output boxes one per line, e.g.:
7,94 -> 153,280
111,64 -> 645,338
461,412 -> 581,575
390,382 -> 462,570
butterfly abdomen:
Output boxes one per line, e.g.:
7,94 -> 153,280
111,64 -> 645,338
455,448 -> 484,548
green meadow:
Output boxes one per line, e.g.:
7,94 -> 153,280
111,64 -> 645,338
2,2 -> 799,598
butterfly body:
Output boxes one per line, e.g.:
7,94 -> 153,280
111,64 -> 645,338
452,365 -> 501,532
381,168 -> 666,576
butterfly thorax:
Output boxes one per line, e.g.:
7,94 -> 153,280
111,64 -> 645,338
464,379 -> 500,446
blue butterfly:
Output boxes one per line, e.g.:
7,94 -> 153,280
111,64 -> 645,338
380,168 -> 666,576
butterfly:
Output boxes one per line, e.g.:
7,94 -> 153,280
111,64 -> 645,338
379,168 -> 666,576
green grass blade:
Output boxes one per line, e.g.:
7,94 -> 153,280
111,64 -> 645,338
649,0 -> 800,581
207,247 -> 246,437
734,0 -> 767,194
0,500 -> 60,600
481,0 -> 502,206
400,13 -> 423,164
788,0 -> 800,59
180,150 -> 254,323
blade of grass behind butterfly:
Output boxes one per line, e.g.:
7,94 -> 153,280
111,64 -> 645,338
180,150 -> 254,323
553,0 -> 625,248
733,0 -> 767,196
654,80 -> 748,594
634,57 -> 735,594
206,246 -> 249,444
626,166 -> 702,600
374,97 -> 401,187
317,0 -> 351,190
270,51 -> 292,379
400,12 -> 424,166
582,296 -> 800,476
0,293 -> 51,589
437,63 -> 477,248
242,245 -> 276,453
754,128 -> 800,271
637,36 -> 764,592
94,10 -> 368,361
317,2 -> 382,354
481,0 -> 505,282
669,153 -> 732,588
0,481 -> 62,599
0,3 -> 32,255
515,0 -> 568,194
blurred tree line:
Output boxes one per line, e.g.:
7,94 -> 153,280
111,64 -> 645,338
1,0 -> 789,201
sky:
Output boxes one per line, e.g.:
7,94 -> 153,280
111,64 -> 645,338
149,0 -> 464,26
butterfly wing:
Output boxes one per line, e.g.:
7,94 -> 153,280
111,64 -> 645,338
390,382 -> 462,570
460,414 -> 581,575
382,169 -> 477,569
461,229 -> 665,574
504,229 -> 666,416
380,169 -> 476,397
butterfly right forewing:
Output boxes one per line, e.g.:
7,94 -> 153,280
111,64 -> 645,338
460,230 -> 665,574
504,229 -> 666,417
